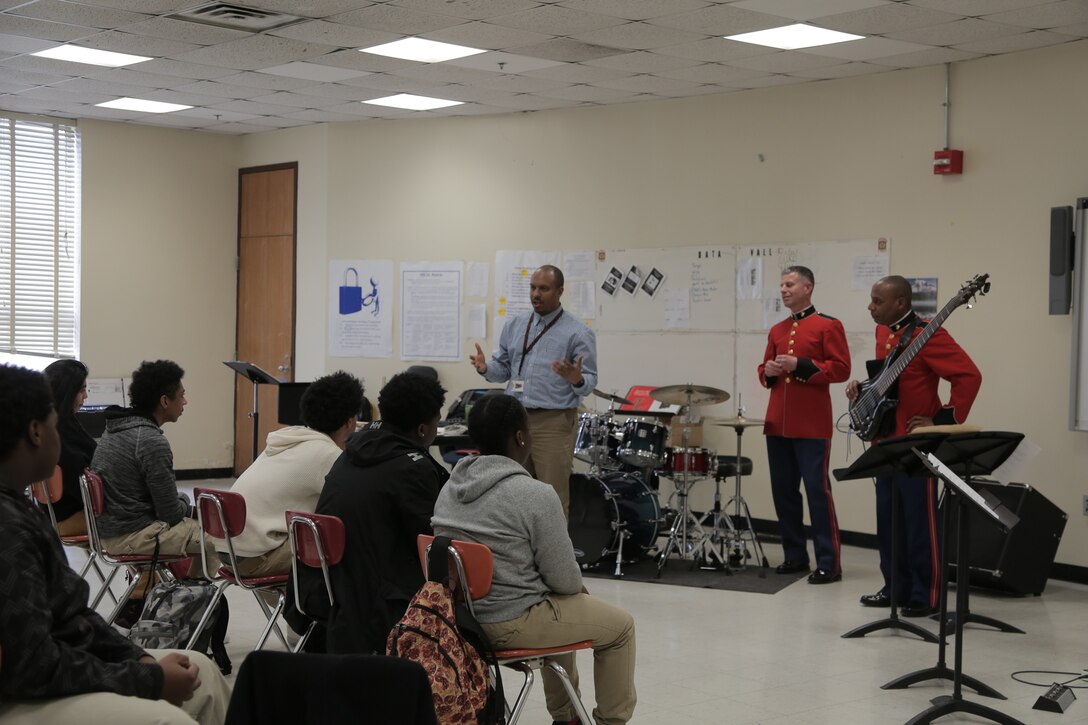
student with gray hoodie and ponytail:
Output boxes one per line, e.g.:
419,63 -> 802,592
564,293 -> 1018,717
431,394 -> 637,725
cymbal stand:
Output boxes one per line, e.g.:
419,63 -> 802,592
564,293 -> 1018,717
696,460 -> 735,571
721,411 -> 770,571
656,401 -> 708,575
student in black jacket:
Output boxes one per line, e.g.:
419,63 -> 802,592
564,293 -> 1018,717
302,371 -> 448,654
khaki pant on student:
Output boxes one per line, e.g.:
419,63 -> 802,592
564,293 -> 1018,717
524,408 -> 578,518
103,518 -> 218,580
0,650 -> 231,725
482,593 -> 637,725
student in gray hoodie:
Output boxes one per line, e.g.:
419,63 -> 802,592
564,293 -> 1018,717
432,394 -> 636,725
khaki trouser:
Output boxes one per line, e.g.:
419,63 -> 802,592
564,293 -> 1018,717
219,539 -> 294,578
0,650 -> 231,725
56,511 -> 88,537
482,593 -> 637,725
103,519 -> 217,580
524,408 -> 578,518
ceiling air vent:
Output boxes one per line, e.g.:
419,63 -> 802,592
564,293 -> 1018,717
169,3 -> 305,32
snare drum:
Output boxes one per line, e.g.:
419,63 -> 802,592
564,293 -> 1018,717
573,413 -> 620,466
617,419 -> 668,467
568,472 -> 661,566
663,447 -> 716,477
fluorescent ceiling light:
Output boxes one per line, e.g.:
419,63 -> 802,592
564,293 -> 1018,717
33,44 -> 151,67
96,97 -> 193,113
363,94 -> 463,111
725,24 -> 863,50
360,37 -> 485,63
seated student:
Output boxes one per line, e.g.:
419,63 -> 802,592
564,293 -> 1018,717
42,358 -> 96,536
220,371 -> 363,577
302,371 -> 448,654
90,360 -> 215,623
432,394 -> 637,725
0,364 -> 231,725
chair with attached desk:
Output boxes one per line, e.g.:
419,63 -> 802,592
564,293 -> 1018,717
416,534 -> 593,725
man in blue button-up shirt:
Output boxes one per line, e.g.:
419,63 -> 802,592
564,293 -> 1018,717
470,265 -> 598,516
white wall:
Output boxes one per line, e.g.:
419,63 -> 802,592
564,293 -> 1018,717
236,39 -> 1088,567
80,120 -> 240,470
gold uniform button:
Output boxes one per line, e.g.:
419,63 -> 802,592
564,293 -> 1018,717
785,377 -> 792,384
885,344 -> 892,350
792,322 -> 799,328
788,349 -> 794,354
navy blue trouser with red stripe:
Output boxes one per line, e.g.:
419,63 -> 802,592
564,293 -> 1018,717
875,474 -> 942,607
766,436 -> 841,573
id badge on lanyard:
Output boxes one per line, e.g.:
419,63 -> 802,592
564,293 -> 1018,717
511,380 -> 525,394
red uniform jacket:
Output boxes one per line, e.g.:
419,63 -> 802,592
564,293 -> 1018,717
874,312 -> 982,437
759,307 -> 851,439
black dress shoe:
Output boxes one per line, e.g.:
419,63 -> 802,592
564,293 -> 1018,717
807,568 -> 842,584
901,602 -> 938,618
859,591 -> 891,607
775,560 -> 810,574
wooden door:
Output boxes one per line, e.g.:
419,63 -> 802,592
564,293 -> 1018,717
234,163 -> 297,475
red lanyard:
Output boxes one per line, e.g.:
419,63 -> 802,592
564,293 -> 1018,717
519,310 -> 563,376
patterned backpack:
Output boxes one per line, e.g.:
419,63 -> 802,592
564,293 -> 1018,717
387,537 -> 504,725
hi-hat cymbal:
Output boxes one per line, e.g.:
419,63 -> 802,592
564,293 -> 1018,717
712,415 -> 765,429
650,384 -> 730,406
592,388 -> 633,406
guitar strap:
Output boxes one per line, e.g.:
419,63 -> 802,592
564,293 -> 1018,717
865,318 -> 918,381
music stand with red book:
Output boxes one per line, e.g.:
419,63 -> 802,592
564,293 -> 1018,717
833,432 -> 946,643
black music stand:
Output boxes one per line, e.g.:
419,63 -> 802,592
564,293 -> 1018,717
834,432 -> 946,643
224,360 -> 280,463
901,448 -> 1023,725
884,432 -> 1024,700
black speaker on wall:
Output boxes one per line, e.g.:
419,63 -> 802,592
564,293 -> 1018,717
945,481 -> 1067,596
1049,205 -> 1074,314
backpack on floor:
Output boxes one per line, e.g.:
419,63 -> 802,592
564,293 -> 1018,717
387,537 -> 504,725
128,578 -> 232,675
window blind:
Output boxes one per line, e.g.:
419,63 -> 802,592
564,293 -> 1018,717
0,115 -> 80,358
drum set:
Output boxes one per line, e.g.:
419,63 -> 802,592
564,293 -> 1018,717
567,384 -> 771,577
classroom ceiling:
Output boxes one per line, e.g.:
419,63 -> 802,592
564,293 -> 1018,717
1,0 -> 1086,135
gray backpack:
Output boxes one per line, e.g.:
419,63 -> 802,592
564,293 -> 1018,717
128,578 -> 232,674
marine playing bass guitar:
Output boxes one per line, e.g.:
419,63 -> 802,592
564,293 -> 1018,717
848,274 -> 991,441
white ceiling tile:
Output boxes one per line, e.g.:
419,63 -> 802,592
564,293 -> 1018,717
320,99 -> 401,116
345,73 -> 454,94
422,82 -> 524,101
258,60 -> 371,81
282,107 -> 374,122
482,92 -> 584,110
77,29 -> 202,56
0,53 -> 96,76
655,62 -> 771,84
329,4 -> 466,34
48,76 -> 135,95
280,80 -> 369,99
558,0 -> 711,22
0,31 -> 55,53
727,50 -> 849,73
127,57 -> 239,80
84,65 -> 187,87
885,18 -> 1025,45
591,73 -> 701,93
116,17 -> 252,45
172,79 -> 275,99
732,0 -> 892,22
651,84 -> 735,98
202,121 -> 268,134
446,50 -> 563,73
488,5 -> 625,35
788,60 -> 892,79
0,14 -> 98,42
801,35 -> 933,61
572,21 -> 709,51
431,101 -> 504,116
909,0 -> 1057,15
268,19 -> 393,48
470,72 -> 573,93
817,4 -> 963,35
306,47 -> 417,73
134,112 -> 217,128
1051,20 -> 1088,36
423,20 -> 551,50
170,34 -> 338,71
534,82 -> 639,101
391,62 -> 501,84
248,90 -> 346,108
0,79 -> 34,92
512,38 -> 629,62
732,73 -> 808,88
867,45 -> 982,68
521,61 -> 631,83
138,87 -> 240,106
172,106 -> 258,122
584,49 -> 705,71
77,0 -> 208,15
14,84 -> 112,103
653,38 -> 777,63
217,70 -> 319,90
6,0 -> 149,29
953,28 -> 1076,52
392,0 -> 541,22
647,4 -> 786,35
205,98 -> 298,115
230,0 -> 374,19
983,0 -> 1088,29
242,115 -> 313,128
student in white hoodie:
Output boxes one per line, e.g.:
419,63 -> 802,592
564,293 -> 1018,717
219,371 -> 364,577
432,394 -> 636,725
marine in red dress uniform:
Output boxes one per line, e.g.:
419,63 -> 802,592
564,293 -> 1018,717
759,267 -> 851,584
849,276 -> 981,615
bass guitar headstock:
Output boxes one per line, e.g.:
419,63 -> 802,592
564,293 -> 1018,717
959,273 -> 990,309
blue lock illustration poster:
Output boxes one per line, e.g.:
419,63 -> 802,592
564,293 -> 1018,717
328,259 -> 393,358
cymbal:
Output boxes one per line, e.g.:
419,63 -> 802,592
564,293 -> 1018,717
712,415 -> 765,428
650,384 -> 730,406
591,388 -> 633,406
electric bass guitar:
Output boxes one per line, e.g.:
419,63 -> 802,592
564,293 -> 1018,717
848,273 -> 991,441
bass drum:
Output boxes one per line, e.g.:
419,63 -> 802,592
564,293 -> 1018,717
568,472 -> 661,566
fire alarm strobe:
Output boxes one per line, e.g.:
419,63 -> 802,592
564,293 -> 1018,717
933,149 -> 964,175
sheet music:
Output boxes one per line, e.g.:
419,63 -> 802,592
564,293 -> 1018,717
919,451 -> 1016,528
